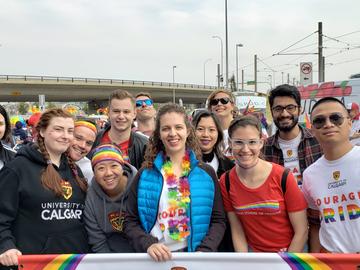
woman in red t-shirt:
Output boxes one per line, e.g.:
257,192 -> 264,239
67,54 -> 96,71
219,115 -> 308,252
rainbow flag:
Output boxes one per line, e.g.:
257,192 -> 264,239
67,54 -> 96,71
304,113 -> 311,129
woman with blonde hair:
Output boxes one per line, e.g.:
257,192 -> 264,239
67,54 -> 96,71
124,103 -> 225,262
0,108 -> 89,268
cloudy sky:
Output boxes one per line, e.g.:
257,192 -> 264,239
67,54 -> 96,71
0,0 -> 359,93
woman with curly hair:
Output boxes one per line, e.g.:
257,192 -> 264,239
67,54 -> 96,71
124,103 -> 225,262
0,108 -> 89,268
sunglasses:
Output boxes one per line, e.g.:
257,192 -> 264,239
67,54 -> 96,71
209,97 -> 231,106
136,99 -> 153,107
311,112 -> 348,129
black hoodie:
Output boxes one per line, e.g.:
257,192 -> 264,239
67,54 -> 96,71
0,144 -> 89,254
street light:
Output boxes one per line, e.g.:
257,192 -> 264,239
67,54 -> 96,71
172,65 -> 177,103
203,58 -> 212,86
225,0 -> 229,89
236,43 -> 243,91
212,36 -> 223,85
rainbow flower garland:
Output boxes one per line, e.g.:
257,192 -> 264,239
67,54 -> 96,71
162,151 -> 191,241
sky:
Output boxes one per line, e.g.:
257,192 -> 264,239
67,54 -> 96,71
0,0 -> 359,93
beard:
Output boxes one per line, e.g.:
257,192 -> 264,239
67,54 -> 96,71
273,115 -> 299,132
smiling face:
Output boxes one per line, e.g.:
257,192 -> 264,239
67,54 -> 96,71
68,126 -> 96,161
230,125 -> 263,169
108,98 -> 136,134
40,117 -> 74,157
195,116 -> 218,154
159,112 -> 189,156
94,160 -> 125,197
210,92 -> 234,119
271,96 -> 300,132
311,101 -> 352,146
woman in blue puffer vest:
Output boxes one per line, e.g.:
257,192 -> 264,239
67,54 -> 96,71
124,103 -> 226,262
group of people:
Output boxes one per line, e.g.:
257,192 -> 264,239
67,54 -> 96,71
0,84 -> 359,267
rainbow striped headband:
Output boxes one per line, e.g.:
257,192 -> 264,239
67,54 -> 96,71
91,144 -> 124,168
75,120 -> 97,134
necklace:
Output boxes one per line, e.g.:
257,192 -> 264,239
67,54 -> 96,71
162,151 -> 191,241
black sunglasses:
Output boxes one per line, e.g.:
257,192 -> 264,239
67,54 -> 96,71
209,97 -> 231,106
136,99 -> 153,107
311,112 -> 347,129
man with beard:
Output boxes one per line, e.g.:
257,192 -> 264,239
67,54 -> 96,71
263,84 -> 322,188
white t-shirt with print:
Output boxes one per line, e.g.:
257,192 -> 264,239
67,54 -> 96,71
150,170 -> 188,251
303,146 -> 360,253
278,132 -> 302,187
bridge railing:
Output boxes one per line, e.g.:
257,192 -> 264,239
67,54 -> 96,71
0,74 -> 217,89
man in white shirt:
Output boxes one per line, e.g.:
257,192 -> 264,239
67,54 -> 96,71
303,97 -> 360,253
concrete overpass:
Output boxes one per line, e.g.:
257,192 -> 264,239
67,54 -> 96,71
0,75 -> 216,106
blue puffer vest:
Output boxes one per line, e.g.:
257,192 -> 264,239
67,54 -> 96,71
137,150 -> 215,252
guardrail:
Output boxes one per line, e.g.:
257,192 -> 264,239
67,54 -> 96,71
0,75 -> 217,90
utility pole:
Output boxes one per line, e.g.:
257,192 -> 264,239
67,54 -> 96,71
318,22 -> 324,82
241,69 -> 244,91
217,64 -> 221,88
225,0 -> 229,89
254,54 -> 257,93
287,73 -> 290,84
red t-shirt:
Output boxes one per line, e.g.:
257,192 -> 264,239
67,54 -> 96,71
100,131 -> 130,162
219,163 -> 307,252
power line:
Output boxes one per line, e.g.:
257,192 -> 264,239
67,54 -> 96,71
273,31 -> 317,55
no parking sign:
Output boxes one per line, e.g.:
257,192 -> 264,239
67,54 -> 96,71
300,62 -> 313,85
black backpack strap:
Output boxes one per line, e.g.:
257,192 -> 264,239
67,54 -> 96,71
225,170 -> 231,194
281,168 -> 290,194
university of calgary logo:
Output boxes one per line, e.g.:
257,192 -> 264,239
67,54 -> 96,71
287,150 -> 293,157
60,180 -> 72,200
333,171 -> 340,181
108,212 -> 124,232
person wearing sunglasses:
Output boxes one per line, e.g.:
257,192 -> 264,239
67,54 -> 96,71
302,97 -> 360,253
133,92 -> 156,137
207,90 -> 236,154
89,90 -> 148,170
219,115 -> 308,252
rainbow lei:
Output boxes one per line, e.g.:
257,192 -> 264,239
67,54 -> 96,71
162,151 -> 191,241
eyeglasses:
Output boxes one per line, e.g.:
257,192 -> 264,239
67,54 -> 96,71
230,139 -> 262,150
136,99 -> 153,107
209,97 -> 231,106
311,112 -> 348,129
272,104 -> 298,114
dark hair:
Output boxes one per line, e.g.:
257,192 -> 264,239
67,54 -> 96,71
228,115 -> 262,139
268,84 -> 301,108
310,97 -> 348,117
142,103 -> 201,168
0,105 -> 11,141
135,92 -> 152,99
192,110 -> 225,159
109,89 -> 135,107
36,108 -> 88,196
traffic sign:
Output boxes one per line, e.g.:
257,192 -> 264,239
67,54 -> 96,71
300,62 -> 313,85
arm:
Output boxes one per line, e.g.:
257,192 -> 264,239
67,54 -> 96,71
0,167 -> 21,265
196,168 -> 226,252
287,210 -> 308,252
308,208 -> 321,252
123,170 -> 158,252
84,196 -> 111,253
227,212 -> 248,252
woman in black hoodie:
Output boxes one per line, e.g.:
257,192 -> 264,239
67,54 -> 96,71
0,108 -> 89,268
0,105 -> 15,170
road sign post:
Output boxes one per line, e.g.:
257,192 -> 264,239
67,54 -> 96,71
300,62 -> 313,85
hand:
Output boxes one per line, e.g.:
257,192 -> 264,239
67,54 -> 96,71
147,243 -> 172,262
278,247 -> 288,253
0,249 -> 22,266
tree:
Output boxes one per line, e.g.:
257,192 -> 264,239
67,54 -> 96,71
18,102 -> 29,115
229,74 -> 237,92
